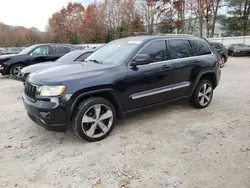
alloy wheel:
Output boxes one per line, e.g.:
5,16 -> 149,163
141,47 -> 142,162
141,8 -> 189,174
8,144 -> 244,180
81,104 -> 113,138
198,83 -> 213,106
220,57 -> 225,68
13,66 -> 24,78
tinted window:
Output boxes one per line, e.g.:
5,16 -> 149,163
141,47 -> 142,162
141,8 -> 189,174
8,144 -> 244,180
191,40 -> 211,56
50,46 -> 73,54
31,46 -> 49,56
169,40 -> 192,59
139,40 -> 169,63
77,52 -> 92,61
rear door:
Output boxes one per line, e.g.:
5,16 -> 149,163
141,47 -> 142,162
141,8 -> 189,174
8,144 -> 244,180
126,40 -> 174,110
170,39 -> 213,98
168,39 -> 197,98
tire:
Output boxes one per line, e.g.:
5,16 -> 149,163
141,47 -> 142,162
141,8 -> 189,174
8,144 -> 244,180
220,56 -> 226,68
72,97 -> 116,142
190,80 -> 213,109
10,64 -> 25,79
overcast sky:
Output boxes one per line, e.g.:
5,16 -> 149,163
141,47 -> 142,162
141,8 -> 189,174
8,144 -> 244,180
0,0 -> 98,31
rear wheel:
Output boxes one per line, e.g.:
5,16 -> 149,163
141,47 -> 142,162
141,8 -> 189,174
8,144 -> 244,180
190,80 -> 213,109
10,64 -> 24,79
72,97 -> 116,142
220,56 -> 226,68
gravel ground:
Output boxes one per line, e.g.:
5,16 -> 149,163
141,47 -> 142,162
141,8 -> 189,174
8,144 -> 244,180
0,57 -> 250,188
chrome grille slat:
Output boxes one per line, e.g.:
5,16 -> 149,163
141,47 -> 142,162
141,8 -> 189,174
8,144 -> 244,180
24,83 -> 37,100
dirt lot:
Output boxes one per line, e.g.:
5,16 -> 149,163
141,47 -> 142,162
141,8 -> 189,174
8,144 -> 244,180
0,57 -> 250,188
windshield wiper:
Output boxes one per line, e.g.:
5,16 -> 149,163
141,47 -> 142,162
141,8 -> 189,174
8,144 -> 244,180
88,59 -> 103,64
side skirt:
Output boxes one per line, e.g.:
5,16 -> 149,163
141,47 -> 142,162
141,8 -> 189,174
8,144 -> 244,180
121,95 -> 189,117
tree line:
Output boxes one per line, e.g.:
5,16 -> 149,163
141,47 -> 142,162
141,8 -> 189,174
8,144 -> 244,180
0,0 -> 249,47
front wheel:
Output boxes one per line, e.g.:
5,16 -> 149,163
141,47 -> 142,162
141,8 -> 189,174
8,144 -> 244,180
72,97 -> 116,142
10,64 -> 24,79
190,80 -> 213,109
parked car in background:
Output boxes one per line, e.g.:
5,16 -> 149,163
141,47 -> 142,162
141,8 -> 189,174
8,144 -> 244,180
3,47 -> 23,55
0,44 -> 78,78
0,48 -> 4,55
21,49 -> 95,81
210,42 -> 228,68
23,35 -> 221,142
227,44 -> 250,56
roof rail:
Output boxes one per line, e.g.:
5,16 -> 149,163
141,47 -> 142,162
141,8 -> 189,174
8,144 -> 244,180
157,34 -> 193,36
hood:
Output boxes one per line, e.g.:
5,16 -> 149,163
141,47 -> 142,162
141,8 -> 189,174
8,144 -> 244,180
28,62 -> 114,85
0,53 -> 22,59
21,61 -> 57,74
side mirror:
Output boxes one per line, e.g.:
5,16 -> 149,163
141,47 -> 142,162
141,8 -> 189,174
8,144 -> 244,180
134,54 -> 150,66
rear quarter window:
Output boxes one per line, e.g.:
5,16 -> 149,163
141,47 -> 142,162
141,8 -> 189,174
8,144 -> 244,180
191,40 -> 211,56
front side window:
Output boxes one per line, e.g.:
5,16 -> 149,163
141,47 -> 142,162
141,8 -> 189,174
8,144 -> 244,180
30,46 -> 49,56
138,40 -> 169,63
169,40 -> 192,59
191,40 -> 212,56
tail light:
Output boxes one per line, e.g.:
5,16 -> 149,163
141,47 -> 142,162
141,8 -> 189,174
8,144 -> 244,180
226,49 -> 228,55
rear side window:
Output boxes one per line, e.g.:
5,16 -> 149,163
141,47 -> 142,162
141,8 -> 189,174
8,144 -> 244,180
191,40 -> 211,56
169,40 -> 192,59
139,40 -> 169,63
50,46 -> 73,54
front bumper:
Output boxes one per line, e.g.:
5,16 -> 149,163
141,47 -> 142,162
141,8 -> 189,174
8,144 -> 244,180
0,64 -> 8,75
23,94 -> 69,132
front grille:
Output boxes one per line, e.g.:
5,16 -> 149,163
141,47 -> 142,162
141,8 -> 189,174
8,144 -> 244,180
24,82 -> 37,100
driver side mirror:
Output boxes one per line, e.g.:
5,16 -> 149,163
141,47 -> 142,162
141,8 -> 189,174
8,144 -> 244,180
132,54 -> 150,67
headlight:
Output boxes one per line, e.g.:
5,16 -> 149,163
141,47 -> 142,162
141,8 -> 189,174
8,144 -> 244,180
38,85 -> 66,97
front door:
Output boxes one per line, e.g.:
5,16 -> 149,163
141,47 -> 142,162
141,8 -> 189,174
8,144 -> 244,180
29,45 -> 50,65
126,40 -> 174,110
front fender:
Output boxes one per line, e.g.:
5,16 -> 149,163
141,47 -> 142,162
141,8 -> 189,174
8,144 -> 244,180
66,88 -> 122,123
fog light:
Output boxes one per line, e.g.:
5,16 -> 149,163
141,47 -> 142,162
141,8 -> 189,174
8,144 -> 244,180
40,112 -> 50,119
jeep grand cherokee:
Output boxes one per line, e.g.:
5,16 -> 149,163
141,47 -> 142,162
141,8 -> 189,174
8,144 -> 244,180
23,35 -> 221,142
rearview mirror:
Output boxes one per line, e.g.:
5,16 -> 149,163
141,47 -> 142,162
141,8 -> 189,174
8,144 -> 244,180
134,54 -> 150,66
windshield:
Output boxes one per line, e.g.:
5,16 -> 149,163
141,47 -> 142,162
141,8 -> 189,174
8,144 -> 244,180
19,45 -> 38,55
55,50 -> 83,63
85,39 -> 142,65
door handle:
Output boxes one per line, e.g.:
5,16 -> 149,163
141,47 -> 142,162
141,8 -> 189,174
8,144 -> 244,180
193,60 -> 199,64
161,65 -> 171,69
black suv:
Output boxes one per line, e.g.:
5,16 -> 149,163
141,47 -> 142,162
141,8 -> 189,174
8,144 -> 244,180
23,35 -> 221,142
0,44 -> 78,78
210,42 -> 228,68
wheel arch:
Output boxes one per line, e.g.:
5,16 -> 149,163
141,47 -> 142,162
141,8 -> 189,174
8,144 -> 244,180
67,89 -> 122,123
8,62 -> 25,73
191,71 -> 217,97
